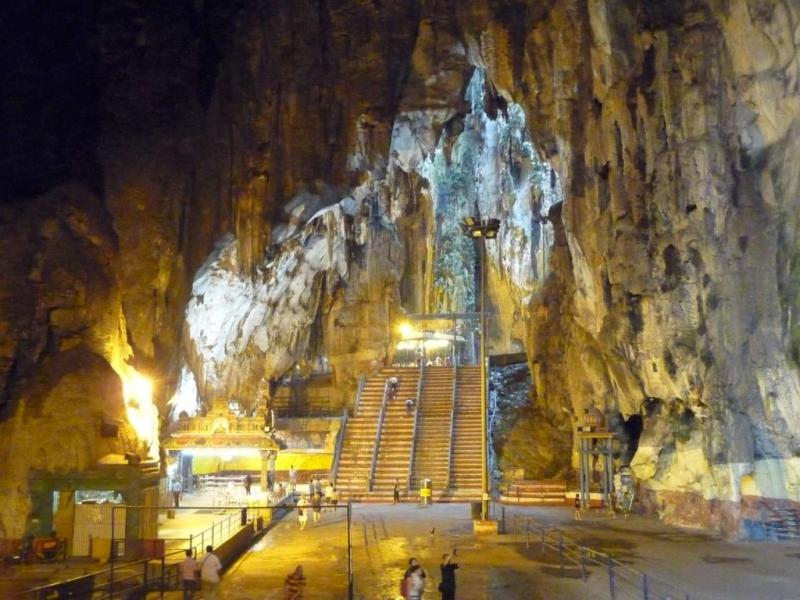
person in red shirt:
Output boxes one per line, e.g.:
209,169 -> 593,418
284,565 -> 307,599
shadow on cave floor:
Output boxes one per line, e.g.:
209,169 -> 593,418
504,543 -> 599,581
701,555 -> 753,564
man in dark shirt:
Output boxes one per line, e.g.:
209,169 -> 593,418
439,551 -> 459,600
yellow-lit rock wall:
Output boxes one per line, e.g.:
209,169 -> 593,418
2,0 -> 800,538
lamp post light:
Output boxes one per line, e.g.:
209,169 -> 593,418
460,216 -> 500,521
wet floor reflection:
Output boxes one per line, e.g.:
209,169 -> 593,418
215,504 -> 593,599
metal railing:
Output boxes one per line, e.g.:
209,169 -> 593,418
188,512 -> 240,557
18,499 -> 302,600
368,381 -> 391,491
331,407 -> 348,484
445,360 -> 458,490
19,547 -> 186,599
406,362 -> 425,491
354,374 -> 366,414
503,513 -> 694,600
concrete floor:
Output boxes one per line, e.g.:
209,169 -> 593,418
6,499 -> 798,599
157,503 -> 800,600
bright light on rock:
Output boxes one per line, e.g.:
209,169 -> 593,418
397,322 -> 418,339
168,365 -> 199,419
120,368 -> 159,457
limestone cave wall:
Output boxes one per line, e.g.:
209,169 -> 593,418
1,0 -> 799,537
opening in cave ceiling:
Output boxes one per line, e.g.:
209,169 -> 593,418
413,69 -> 562,342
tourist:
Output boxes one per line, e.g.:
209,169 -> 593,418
439,551 -> 459,600
311,491 -> 322,524
284,564 -> 307,599
393,478 -> 401,503
405,397 -> 415,416
178,548 -> 197,600
243,474 -> 252,495
198,545 -> 222,600
297,495 -> 309,530
314,476 -> 323,500
289,465 -> 297,492
172,479 -> 182,508
574,493 -> 582,520
387,376 -> 399,401
330,485 -> 339,511
402,560 -> 426,600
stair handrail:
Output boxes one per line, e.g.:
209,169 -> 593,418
354,374 -> 366,414
368,380 -> 391,491
445,360 -> 458,490
331,407 -> 348,484
407,363 -> 426,492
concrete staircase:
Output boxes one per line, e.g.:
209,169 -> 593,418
410,366 -> 454,494
336,365 -> 484,502
335,368 -> 419,499
335,373 -> 389,498
371,369 -> 421,497
449,366 -> 483,495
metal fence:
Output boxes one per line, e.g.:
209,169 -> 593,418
16,500 -> 353,600
502,512 -> 693,600
17,547 -> 185,599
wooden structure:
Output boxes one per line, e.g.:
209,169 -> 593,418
577,407 -> 615,509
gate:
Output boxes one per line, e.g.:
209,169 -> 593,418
72,503 -> 126,557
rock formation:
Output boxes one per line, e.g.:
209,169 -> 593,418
1,0 -> 799,537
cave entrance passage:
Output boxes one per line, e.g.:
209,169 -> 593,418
392,312 -> 481,367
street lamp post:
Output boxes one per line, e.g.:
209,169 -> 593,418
461,216 -> 500,521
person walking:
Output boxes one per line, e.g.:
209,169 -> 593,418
172,479 -> 182,508
243,474 -> 252,495
574,493 -> 582,520
405,564 -> 426,600
386,376 -> 399,401
405,397 -> 415,416
198,545 -> 222,600
439,551 -> 459,600
402,558 -> 426,599
393,478 -> 401,503
284,564 -> 307,599
297,495 -> 309,530
178,549 -> 197,600
311,492 -> 322,524
289,465 -> 297,492
330,485 -> 339,512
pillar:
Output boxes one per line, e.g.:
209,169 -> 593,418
260,449 -> 277,493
